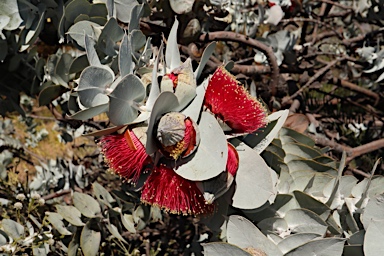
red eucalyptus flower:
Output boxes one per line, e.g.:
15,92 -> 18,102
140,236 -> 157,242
141,165 -> 214,215
204,66 -> 267,133
100,129 -> 151,183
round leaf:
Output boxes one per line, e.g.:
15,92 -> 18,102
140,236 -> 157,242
285,238 -> 345,256
362,194 -> 384,230
227,215 -> 283,256
1,219 -> 24,239
277,233 -> 321,254
231,140 -> 276,209
67,21 -> 100,49
174,111 -> 228,181
108,74 -> 146,125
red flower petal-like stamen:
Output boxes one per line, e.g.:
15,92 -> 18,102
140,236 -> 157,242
141,165 -> 214,215
100,130 -> 151,183
204,66 -> 268,133
226,143 -> 239,177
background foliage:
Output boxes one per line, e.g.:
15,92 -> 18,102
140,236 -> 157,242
1,0 -> 384,255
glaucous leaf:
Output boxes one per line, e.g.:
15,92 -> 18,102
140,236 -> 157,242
145,42 -> 163,111
174,111 -> 228,181
106,222 -> 126,243
285,238 -> 345,256
293,191 -> 331,220
46,212 -> 72,236
165,18 -> 181,70
56,205 -> 85,226
0,0 -> 23,31
252,110 -> 289,154
113,0 -> 138,23
38,85 -> 68,106
119,33 -> 132,77
128,3 -> 144,32
97,17 -> 124,56
70,104 -> 109,121
1,219 -> 24,239
77,66 -> 114,108
361,194 -> 384,230
257,217 -> 287,234
194,42 -> 216,79
277,233 -> 321,254
227,215 -> 283,256
203,242 -> 252,256
284,209 -> 328,236
85,34 -> 101,67
108,74 -> 146,125
146,92 -> 179,155
68,21 -> 100,49
230,139 -> 276,209
73,192 -> 101,218
122,214 -> 136,233
92,182 -> 115,208
80,221 -> 101,256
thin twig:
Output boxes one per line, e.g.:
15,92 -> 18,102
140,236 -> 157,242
347,138 -> 384,162
199,31 -> 279,96
333,78 -> 380,105
349,168 -> 370,178
42,189 -> 72,200
282,57 -> 344,105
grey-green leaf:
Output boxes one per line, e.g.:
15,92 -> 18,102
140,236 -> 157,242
46,212 -> 72,236
227,215 -> 283,256
92,182 -> 115,208
230,139 -> 276,209
362,194 -> 384,230
68,21 -> 100,49
284,209 -> 328,236
277,233 -> 321,254
194,42 -> 216,80
174,111 -> 228,181
108,74 -> 146,125
80,221 -> 101,256
165,18 -> 181,70
73,192 -> 101,218
1,219 -> 24,239
203,242 -> 252,256
56,205 -> 85,226
70,104 -> 109,121
119,33 -> 133,77
285,238 -> 345,256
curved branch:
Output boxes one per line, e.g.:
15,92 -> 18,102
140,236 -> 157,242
199,32 -> 279,96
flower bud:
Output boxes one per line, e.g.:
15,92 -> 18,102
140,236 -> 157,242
16,194 -> 26,201
14,202 -> 23,210
156,112 -> 199,159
